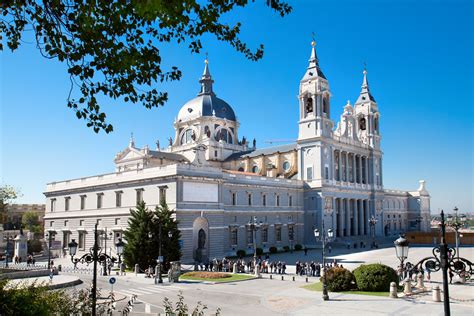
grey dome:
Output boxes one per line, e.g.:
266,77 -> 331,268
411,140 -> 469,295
178,94 -> 236,122
177,58 -> 236,122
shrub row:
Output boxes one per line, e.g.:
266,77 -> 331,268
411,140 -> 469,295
321,263 -> 397,292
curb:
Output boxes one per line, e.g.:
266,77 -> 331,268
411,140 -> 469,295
47,278 -> 83,290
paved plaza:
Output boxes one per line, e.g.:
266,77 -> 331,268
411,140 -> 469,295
28,245 -> 471,315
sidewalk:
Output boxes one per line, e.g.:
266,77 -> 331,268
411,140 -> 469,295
6,274 -> 83,290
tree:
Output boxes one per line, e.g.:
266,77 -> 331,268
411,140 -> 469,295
0,185 -> 21,226
1,1 -> 292,133
123,200 -> 181,271
123,201 -> 155,270
153,199 -> 182,269
21,211 -> 42,234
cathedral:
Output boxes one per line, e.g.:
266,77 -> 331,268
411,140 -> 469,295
43,41 -> 431,263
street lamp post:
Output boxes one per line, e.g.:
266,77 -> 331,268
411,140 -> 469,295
394,235 -> 409,280
368,216 -> 378,247
68,223 -> 118,316
100,228 -> 113,276
439,210 -> 451,316
314,221 -> 334,301
45,231 -> 56,270
447,206 -> 466,260
3,236 -> 12,268
248,216 -> 261,277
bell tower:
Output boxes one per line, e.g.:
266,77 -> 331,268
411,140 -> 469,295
353,66 -> 380,149
298,40 -> 334,142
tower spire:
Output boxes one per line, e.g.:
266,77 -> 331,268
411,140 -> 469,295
198,54 -> 215,96
356,65 -> 375,103
302,35 -> 326,80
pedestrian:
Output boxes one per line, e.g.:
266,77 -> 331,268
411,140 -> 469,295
449,270 -> 454,284
304,247 -> 308,256
108,262 -> 112,275
328,245 -> 332,253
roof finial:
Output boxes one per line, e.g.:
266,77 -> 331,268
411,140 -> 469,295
311,32 -> 316,47
199,53 -> 214,95
129,132 -> 135,148
362,63 -> 368,88
308,33 -> 319,66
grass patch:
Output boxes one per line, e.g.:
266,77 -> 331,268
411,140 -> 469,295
303,282 -> 390,297
180,272 -> 255,283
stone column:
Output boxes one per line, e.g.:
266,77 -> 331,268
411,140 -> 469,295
345,199 -> 351,237
352,154 -> 356,183
364,200 -> 369,235
353,199 -> 358,236
337,150 -> 342,181
365,157 -> 369,185
358,155 -> 362,184
340,199 -> 345,237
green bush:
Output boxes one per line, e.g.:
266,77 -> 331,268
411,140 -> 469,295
236,250 -> 246,258
256,247 -> 263,256
353,263 -> 398,292
283,246 -> 290,252
294,244 -> 303,251
27,239 -> 43,254
321,267 -> 356,292
269,246 -> 278,254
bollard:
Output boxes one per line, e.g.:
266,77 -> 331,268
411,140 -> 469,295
270,274 -> 272,279
432,285 -> 441,302
306,277 -> 308,283
135,264 -> 139,276
389,282 -> 398,298
281,275 -> 284,281
403,279 -> 412,295
292,276 -> 295,281
416,273 -> 425,289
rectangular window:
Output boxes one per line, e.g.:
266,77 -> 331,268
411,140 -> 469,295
262,227 -> 268,243
50,198 -> 56,212
306,167 -> 313,181
248,193 -> 252,206
115,218 -> 120,225
97,193 -> 103,209
80,195 -> 86,210
325,166 -> 329,180
78,232 -> 85,249
275,226 -> 282,242
50,221 -> 54,227
262,194 -> 266,206
136,189 -> 144,205
79,220 -> 84,226
276,195 -> 280,207
64,220 -> 68,227
159,186 -> 168,203
65,197 -> 70,211
115,191 -> 122,207
230,229 -> 238,246
289,196 -> 293,207
247,228 -> 253,244
288,225 -> 294,241
232,193 -> 236,206
97,219 -> 102,226
62,231 -> 70,248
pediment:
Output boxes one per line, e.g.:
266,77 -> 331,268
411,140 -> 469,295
114,147 -> 146,163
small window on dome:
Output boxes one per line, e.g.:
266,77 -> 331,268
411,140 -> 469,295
180,129 -> 194,144
282,161 -> 291,172
187,108 -> 193,113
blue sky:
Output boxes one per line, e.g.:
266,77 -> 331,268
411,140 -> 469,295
1,0 -> 473,213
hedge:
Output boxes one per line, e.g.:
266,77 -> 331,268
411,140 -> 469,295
236,250 -> 246,258
269,246 -> 278,254
322,267 -> 356,292
353,263 -> 398,292
294,244 -> 303,251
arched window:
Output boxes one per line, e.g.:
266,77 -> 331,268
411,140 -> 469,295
306,97 -> 313,114
252,165 -> 259,174
374,116 -> 379,133
359,117 -> 367,130
215,128 -> 233,144
238,167 -> 245,172
282,161 -> 291,172
180,129 -> 194,144
323,97 -> 329,116
204,126 -> 210,138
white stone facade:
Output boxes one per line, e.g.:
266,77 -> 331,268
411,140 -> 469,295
43,43 -> 430,263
